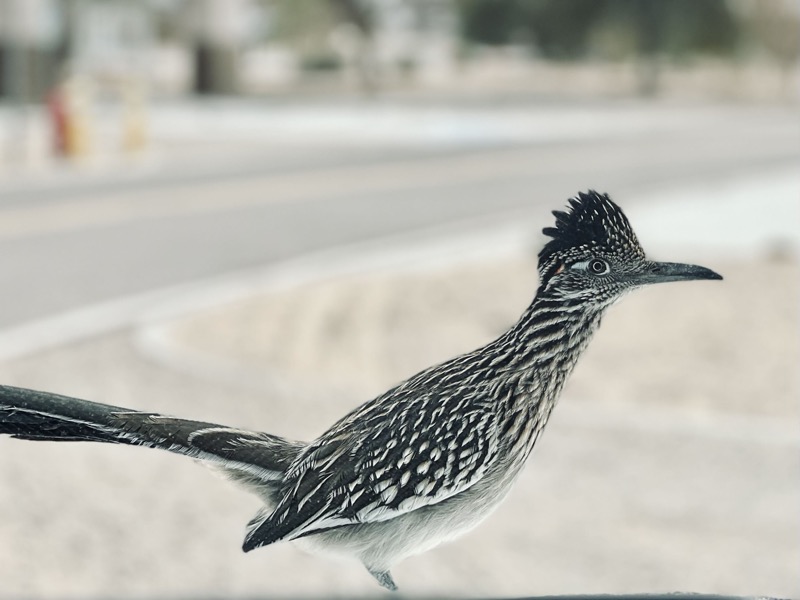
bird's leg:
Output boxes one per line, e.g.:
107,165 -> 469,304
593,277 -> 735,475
367,567 -> 398,591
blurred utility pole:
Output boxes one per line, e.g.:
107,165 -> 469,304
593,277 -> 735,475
193,0 -> 246,94
0,0 -> 59,102
0,0 -> 60,166
634,0 -> 663,96
329,0 -> 379,93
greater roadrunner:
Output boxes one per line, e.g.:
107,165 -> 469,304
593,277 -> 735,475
0,191 -> 721,590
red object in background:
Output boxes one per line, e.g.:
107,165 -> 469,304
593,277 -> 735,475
47,87 -> 69,156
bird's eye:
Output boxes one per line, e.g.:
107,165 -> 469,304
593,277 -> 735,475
588,259 -> 609,274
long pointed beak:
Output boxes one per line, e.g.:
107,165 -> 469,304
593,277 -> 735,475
633,261 -> 723,286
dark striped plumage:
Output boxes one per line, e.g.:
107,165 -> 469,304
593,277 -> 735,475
0,191 -> 721,590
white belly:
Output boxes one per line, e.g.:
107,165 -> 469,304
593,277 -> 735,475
295,464 -> 520,572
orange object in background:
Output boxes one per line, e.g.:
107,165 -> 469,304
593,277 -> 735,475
46,79 -> 91,159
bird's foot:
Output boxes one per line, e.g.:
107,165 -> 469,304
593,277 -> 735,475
367,567 -> 398,591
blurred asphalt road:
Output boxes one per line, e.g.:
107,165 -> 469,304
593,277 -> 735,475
0,100 -> 797,332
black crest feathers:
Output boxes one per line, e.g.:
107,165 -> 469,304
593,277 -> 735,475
538,190 -> 641,268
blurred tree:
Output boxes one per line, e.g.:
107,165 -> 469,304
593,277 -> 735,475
267,0 -> 339,50
457,0 -> 743,94
459,0 -> 526,46
458,0 -> 741,59
519,0 -> 610,59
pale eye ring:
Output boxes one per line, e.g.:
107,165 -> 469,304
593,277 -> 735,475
588,258 -> 609,275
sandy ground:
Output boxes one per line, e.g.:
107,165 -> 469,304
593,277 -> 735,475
169,255 -> 798,420
0,248 -> 796,598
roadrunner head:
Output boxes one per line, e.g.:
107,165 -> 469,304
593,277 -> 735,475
537,190 -> 721,306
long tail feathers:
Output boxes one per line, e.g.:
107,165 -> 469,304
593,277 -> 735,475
0,384 -> 304,489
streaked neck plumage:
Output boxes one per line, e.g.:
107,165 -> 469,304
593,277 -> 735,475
488,293 -> 605,465
508,294 -> 605,386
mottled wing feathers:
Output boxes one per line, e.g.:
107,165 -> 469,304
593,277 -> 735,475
243,377 -> 499,551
